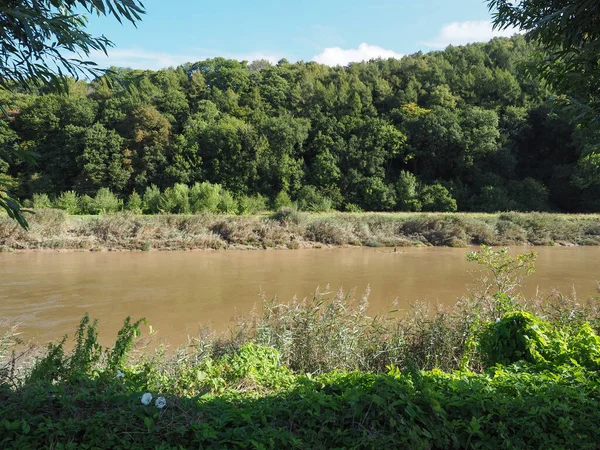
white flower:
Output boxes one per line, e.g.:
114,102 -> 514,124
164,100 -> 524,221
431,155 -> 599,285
116,370 -> 125,378
155,396 -> 167,409
141,393 -> 153,405
495,318 -> 501,323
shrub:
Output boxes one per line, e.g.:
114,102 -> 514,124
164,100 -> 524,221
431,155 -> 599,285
189,182 -> 221,213
26,208 -> 67,237
344,203 -> 363,213
217,190 -> 238,214
27,314 -> 144,383
478,311 -> 558,367
143,185 -> 162,214
358,177 -> 397,211
91,188 -> 122,214
478,311 -> 600,371
420,184 -> 457,212
160,183 -> 190,214
304,219 -> 354,245
396,170 -> 422,211
466,245 -> 537,319
78,194 -> 95,215
238,194 -> 267,215
495,218 -> 527,243
32,193 -> 52,209
475,185 -> 516,212
273,190 -> 293,210
270,207 -> 301,226
402,216 -> 468,246
125,190 -> 143,214
53,191 -> 80,215
295,186 -> 333,212
509,178 -> 551,212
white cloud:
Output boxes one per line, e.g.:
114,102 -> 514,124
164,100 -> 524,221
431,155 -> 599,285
424,20 -> 520,49
312,43 -> 403,66
87,49 -> 193,70
85,48 -> 285,71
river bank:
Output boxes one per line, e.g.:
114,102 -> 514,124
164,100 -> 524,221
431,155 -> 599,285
1,209 -> 600,252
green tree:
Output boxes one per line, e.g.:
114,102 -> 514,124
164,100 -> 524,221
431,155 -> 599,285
255,115 -> 309,197
1,35 -> 596,215
54,191 -> 80,214
396,170 -> 422,212
0,0 -> 145,228
420,184 -> 457,212
488,0 -> 600,124
72,123 -> 130,194
142,184 -> 161,214
572,153 -> 600,211
126,190 -> 143,214
189,181 -> 221,213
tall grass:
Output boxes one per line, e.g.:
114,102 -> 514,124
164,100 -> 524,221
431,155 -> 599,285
2,211 -> 600,251
170,246 -> 600,375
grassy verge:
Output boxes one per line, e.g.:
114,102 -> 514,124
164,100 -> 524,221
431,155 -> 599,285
2,247 -> 600,448
1,209 -> 600,251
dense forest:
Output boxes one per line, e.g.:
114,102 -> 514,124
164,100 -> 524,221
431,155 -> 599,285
1,35 -> 599,213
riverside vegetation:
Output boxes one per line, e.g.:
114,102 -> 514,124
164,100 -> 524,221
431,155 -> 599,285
2,246 -> 600,448
1,207 -> 600,252
3,36 -> 600,217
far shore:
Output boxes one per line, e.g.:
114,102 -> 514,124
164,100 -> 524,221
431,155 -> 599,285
1,210 -> 599,253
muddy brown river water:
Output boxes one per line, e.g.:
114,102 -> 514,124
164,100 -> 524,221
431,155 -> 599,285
1,246 -> 599,345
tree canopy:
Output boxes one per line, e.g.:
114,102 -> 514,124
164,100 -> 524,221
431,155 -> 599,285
2,36 -> 599,213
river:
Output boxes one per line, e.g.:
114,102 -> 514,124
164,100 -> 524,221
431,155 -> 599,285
1,246 -> 599,345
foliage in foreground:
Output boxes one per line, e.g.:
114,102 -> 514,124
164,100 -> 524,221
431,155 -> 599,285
2,312 -> 600,449
488,0 -> 600,126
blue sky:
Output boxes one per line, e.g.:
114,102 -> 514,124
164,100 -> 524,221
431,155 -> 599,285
83,0 -> 518,70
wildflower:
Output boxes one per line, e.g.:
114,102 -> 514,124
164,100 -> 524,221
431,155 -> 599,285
141,393 -> 153,405
495,318 -> 501,323
116,370 -> 125,378
155,396 -> 167,409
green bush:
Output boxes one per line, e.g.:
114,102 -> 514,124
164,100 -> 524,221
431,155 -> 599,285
396,170 -> 422,211
32,193 -> 52,209
91,188 -> 122,214
475,185 -> 516,212
53,191 -> 80,215
142,185 -> 162,214
160,183 -> 190,214
344,203 -> 363,213
189,182 -> 221,213
478,311 -> 600,370
478,311 -> 559,367
126,190 -> 143,214
238,194 -> 267,215
295,185 -> 333,212
420,184 -> 457,212
78,194 -> 95,215
273,190 -> 293,210
217,190 -> 238,214
509,178 -> 551,212
565,323 -> 600,370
